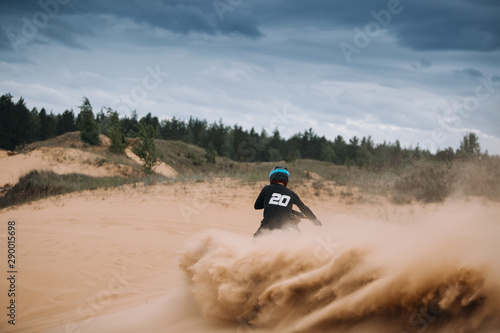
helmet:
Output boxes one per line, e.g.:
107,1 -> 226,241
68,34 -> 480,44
269,166 -> 290,187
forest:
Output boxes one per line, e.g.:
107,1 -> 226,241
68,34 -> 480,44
0,93 -> 486,171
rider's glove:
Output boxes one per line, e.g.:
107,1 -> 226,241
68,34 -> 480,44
312,219 -> 322,226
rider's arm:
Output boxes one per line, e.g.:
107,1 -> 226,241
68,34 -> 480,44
254,187 -> 267,210
293,193 -> 322,226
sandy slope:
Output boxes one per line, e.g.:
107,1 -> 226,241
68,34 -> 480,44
0,177 -> 499,332
0,147 -> 138,187
125,148 -> 178,178
0,145 -> 178,188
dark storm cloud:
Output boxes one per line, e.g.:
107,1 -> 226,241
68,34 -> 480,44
0,0 -> 96,53
0,0 -> 262,53
256,0 -> 500,51
412,58 -> 432,70
455,68 -> 483,79
465,0 -> 500,7
0,0 -> 262,52
392,0 -> 500,51
0,26 -> 10,49
2,0 -> 499,54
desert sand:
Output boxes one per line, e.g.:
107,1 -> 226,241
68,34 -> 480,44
0,147 -> 135,187
1,148 -> 499,333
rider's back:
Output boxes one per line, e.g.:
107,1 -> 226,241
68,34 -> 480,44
254,183 -> 316,230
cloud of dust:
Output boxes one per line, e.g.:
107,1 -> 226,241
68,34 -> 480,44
178,205 -> 500,333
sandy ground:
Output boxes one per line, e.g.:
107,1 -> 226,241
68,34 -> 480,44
124,148 -> 178,178
0,146 -> 177,188
0,147 -> 137,187
0,180 -> 263,333
0,149 -> 11,159
0,147 -> 499,333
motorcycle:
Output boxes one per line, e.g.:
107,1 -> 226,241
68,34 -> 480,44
253,210 -> 320,237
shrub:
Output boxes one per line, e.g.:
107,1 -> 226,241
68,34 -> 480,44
392,164 -> 452,203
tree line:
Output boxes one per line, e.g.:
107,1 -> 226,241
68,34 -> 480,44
0,93 -> 485,170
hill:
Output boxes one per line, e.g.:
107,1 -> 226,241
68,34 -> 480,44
1,133 -> 500,333
1,131 -> 499,209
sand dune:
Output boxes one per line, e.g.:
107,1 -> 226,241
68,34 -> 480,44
0,144 -> 179,189
0,144 -> 499,332
0,178 -> 499,332
0,147 -> 138,187
125,148 -> 178,178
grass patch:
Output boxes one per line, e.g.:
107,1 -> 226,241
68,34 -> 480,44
0,170 -> 134,208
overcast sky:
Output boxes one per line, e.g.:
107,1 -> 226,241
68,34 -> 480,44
1,0 -> 499,154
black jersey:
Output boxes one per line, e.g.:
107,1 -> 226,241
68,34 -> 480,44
254,183 -> 317,230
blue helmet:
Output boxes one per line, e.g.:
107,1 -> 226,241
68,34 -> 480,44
269,166 -> 290,187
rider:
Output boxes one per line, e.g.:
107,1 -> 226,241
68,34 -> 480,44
253,166 -> 322,237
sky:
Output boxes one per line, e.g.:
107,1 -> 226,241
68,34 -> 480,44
0,0 -> 499,154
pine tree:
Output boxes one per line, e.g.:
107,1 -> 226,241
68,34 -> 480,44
78,97 -> 100,145
458,132 -> 481,159
28,107 -> 41,142
120,110 -> 139,138
0,94 -> 31,150
132,121 -> 161,174
205,141 -> 217,164
107,108 -> 126,154
58,109 -> 76,135
0,94 -> 14,149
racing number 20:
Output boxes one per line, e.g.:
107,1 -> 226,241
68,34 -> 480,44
269,193 -> 291,207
